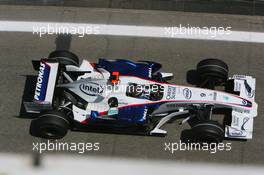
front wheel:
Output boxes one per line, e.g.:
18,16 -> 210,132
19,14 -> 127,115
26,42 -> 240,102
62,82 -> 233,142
196,58 -> 229,89
181,120 -> 224,144
29,111 -> 70,139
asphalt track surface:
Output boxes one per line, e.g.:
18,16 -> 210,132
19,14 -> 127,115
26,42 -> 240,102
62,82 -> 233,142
0,5 -> 264,164
1,0 -> 264,16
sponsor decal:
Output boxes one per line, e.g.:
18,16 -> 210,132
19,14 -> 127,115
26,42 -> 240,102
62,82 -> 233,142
182,88 -> 192,99
142,108 -> 148,121
246,89 -> 255,98
80,82 -> 104,96
234,81 -> 241,91
166,86 -> 177,100
107,108 -> 119,116
244,80 -> 254,98
231,115 -> 239,127
234,75 -> 246,79
213,92 -> 217,101
241,117 -> 250,131
200,93 -> 206,97
34,62 -> 49,101
229,129 -> 244,137
241,99 -> 252,107
148,67 -> 152,78
242,100 -> 247,105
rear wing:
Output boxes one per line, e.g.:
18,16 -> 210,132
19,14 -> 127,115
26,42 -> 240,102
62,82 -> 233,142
225,75 -> 258,139
24,59 -> 59,113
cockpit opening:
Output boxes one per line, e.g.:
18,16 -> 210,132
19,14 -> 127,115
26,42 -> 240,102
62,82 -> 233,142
126,83 -> 164,101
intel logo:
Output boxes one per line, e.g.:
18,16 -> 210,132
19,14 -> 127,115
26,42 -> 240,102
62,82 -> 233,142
183,88 -> 192,99
80,82 -> 104,96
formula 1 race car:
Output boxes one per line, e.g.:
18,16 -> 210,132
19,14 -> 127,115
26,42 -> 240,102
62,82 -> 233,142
23,50 -> 258,144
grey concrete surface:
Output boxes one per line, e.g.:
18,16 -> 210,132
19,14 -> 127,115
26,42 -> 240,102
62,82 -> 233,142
0,5 -> 264,164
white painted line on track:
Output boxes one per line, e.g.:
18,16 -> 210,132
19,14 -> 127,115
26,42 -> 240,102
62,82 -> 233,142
0,20 -> 264,43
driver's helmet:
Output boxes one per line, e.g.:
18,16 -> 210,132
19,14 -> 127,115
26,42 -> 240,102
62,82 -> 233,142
127,83 -> 143,97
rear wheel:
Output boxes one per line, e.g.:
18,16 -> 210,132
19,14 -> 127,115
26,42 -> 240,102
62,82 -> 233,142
49,50 -> 80,93
30,111 -> 70,139
48,50 -> 79,66
181,120 -> 224,144
197,58 -> 228,89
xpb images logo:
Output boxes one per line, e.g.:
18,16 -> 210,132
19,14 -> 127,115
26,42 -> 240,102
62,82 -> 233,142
164,141 -> 232,154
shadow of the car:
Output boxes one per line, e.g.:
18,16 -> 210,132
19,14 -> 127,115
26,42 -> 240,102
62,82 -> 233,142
55,34 -> 72,51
